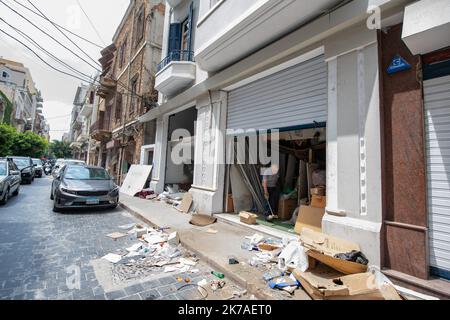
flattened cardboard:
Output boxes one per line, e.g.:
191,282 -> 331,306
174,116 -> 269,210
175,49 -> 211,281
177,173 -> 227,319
294,206 -> 325,234
300,228 -> 368,274
293,264 -> 402,300
120,165 -> 153,196
177,193 -> 193,213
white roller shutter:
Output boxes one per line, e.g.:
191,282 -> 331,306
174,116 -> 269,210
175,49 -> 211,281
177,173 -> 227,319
424,74 -> 450,274
227,55 -> 327,131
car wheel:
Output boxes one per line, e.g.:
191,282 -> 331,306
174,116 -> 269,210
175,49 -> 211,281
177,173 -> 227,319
13,186 -> 19,196
52,200 -> 61,213
0,188 -> 9,205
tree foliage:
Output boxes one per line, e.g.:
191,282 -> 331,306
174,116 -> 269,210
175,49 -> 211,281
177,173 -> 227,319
0,124 -> 48,158
48,140 -> 73,159
0,123 -> 17,156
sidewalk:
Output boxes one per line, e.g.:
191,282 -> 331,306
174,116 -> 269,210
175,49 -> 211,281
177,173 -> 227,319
119,193 -> 311,300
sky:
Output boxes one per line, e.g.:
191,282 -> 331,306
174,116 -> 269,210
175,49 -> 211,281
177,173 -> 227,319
0,0 -> 130,140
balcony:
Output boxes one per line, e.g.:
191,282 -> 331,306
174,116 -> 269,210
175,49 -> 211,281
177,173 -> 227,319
155,50 -> 196,97
90,118 -> 112,143
195,0 -> 341,72
80,103 -> 93,117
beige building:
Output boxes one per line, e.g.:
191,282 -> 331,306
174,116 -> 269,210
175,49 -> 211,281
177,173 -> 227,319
93,0 -> 165,182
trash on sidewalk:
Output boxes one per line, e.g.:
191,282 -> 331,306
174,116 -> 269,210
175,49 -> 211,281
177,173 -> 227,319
118,223 -> 136,230
211,280 -> 226,291
228,256 -> 239,265
206,228 -> 218,234
292,263 -> 403,300
211,271 -> 225,279
299,228 -> 368,274
176,193 -> 193,213
268,274 -> 300,294
167,232 -> 180,246
190,214 -> 217,227
278,241 -> 309,272
102,253 -> 122,264
143,233 -> 166,245
239,211 -> 258,225
106,232 -> 127,240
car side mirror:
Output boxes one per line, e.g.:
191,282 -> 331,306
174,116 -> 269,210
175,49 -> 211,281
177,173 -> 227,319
11,170 -> 20,176
33,164 -> 37,167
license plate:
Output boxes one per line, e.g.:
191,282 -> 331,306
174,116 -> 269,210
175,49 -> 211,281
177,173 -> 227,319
86,198 -> 100,205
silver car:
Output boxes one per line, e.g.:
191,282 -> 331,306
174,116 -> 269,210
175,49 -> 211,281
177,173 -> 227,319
50,165 -> 119,212
51,159 -> 85,179
0,158 -> 21,205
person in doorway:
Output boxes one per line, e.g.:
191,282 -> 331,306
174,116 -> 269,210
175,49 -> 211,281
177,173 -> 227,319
262,163 -> 280,221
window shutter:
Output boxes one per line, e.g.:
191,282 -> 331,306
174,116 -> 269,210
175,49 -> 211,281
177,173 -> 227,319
186,2 -> 194,53
168,23 -> 181,57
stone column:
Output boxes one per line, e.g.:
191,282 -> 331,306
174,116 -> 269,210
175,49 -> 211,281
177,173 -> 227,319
323,24 -> 383,267
190,91 -> 228,215
150,115 -> 169,193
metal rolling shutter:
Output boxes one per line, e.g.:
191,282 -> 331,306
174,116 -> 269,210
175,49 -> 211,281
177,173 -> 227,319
227,55 -> 327,131
424,74 -> 450,276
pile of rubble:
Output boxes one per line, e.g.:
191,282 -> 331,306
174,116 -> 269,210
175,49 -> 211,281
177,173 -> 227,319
102,224 -> 199,282
242,228 -> 404,300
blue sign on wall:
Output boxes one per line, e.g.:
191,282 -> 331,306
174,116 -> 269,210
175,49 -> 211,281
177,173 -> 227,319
387,55 -> 411,75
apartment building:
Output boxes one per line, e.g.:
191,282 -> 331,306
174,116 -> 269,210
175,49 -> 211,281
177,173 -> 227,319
0,58 -> 48,137
139,0 -> 450,296
92,0 -> 165,182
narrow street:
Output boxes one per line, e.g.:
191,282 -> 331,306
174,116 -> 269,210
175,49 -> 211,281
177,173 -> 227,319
0,177 -> 224,300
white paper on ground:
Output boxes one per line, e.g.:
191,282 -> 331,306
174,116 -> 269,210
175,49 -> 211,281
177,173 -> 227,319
126,243 -> 143,252
143,234 -> 166,244
179,258 -> 197,266
102,253 -> 122,264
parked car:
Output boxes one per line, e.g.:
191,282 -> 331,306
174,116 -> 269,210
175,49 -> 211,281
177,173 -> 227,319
0,158 -> 21,205
51,165 -> 119,212
51,159 -> 85,179
32,158 -> 44,178
9,156 -> 35,184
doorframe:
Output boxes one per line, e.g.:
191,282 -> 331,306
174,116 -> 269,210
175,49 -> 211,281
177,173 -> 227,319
140,144 -> 155,165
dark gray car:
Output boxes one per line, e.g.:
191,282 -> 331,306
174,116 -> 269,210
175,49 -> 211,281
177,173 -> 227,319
50,165 -> 119,212
0,158 -> 21,205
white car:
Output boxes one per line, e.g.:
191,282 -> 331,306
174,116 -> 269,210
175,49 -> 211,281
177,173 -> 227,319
52,159 -> 86,178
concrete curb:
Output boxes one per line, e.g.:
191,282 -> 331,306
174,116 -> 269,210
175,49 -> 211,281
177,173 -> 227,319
120,201 -> 274,300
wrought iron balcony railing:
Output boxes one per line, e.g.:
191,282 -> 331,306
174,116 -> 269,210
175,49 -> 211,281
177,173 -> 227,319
157,50 -> 195,73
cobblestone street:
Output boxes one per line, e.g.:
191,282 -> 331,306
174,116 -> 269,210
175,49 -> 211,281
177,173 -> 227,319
0,177 -> 230,300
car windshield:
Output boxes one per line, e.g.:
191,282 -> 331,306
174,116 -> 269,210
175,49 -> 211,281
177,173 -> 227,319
0,162 -> 6,176
64,167 -> 110,180
13,159 -> 30,168
32,159 -> 43,165
63,161 -> 84,166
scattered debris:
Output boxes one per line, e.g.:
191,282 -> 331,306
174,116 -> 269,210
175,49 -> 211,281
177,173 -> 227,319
102,253 -> 122,264
176,193 -> 193,213
118,223 -> 136,230
206,228 -> 218,234
211,271 -> 225,279
167,232 -> 180,246
189,214 -> 217,227
228,256 -> 239,265
211,280 -> 226,291
106,232 -> 127,240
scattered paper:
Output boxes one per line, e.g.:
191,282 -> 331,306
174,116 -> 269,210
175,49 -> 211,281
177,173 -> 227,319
102,253 -> 122,264
206,228 -> 218,234
179,258 -> 197,266
126,243 -> 143,252
164,266 -> 179,273
143,234 -> 166,244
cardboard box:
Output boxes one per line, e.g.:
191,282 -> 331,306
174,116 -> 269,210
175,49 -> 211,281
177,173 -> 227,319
294,206 -> 325,234
278,198 -> 297,220
226,194 -> 234,213
311,195 -> 326,208
239,211 -> 258,225
292,264 -> 402,300
299,228 -> 368,275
